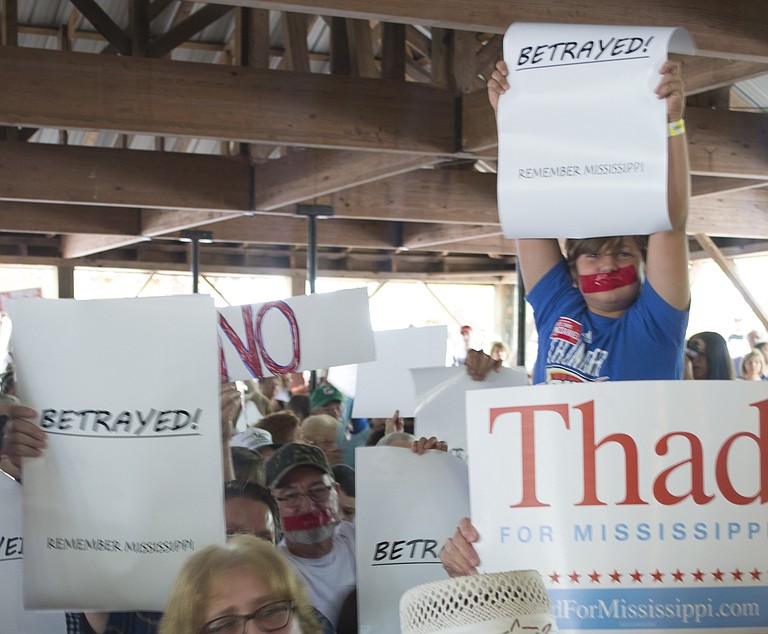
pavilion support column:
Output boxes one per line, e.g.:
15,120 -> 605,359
57,264 -> 75,299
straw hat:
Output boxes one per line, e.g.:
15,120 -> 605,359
400,570 -> 558,634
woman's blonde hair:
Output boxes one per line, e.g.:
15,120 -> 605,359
159,535 -> 320,634
741,349 -> 765,377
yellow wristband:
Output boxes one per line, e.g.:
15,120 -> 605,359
668,119 -> 685,137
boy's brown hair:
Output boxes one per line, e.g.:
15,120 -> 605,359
565,235 -> 649,282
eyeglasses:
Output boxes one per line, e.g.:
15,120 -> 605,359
306,438 -> 338,449
201,600 -> 294,633
272,484 -> 333,508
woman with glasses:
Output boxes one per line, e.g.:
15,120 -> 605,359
159,534 -> 321,634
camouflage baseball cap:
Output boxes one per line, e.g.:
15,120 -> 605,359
265,442 -> 334,489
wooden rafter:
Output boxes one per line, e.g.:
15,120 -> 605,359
695,234 -> 768,331
69,0 -> 132,55
147,4 -> 233,57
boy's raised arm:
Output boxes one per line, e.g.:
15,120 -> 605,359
646,60 -> 690,312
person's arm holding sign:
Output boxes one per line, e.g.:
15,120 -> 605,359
489,58 -> 689,302
486,59 -> 690,385
442,59 -> 692,576
645,59 -> 690,313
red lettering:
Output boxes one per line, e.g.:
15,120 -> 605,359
217,302 -> 301,379
715,398 -> 768,505
255,301 -> 301,374
489,403 -> 570,508
653,432 -> 714,505
575,400 -> 647,506
218,305 -> 263,378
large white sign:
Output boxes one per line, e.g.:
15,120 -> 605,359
497,23 -> 695,238
218,287 -> 375,381
0,472 -> 66,632
352,326 -> 448,418
355,447 -> 469,634
467,380 -> 768,632
9,295 -> 225,610
413,365 -> 528,458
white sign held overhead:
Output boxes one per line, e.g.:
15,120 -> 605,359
352,325 -> 447,418
9,295 -> 225,610
412,365 -> 528,459
497,23 -> 695,238
217,287 -> 375,381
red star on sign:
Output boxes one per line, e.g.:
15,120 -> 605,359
630,569 -> 643,583
549,571 -> 561,584
589,570 -> 601,583
569,570 -> 581,584
731,569 -> 744,581
651,569 -> 664,582
712,569 -> 725,582
671,569 -> 685,582
750,569 -> 762,581
609,570 -> 623,583
692,569 -> 705,582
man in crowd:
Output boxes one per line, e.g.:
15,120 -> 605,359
265,442 -> 355,629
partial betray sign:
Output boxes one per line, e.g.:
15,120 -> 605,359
497,23 -> 695,238
355,446 -> 470,634
0,473 -> 66,631
9,294 -> 225,610
467,380 -> 768,633
218,287 -> 375,381
351,325 -> 448,418
412,365 -> 528,460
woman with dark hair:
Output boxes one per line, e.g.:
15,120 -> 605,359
686,331 -> 734,380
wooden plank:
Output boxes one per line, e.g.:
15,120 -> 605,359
238,7 -> 270,68
131,0 -> 150,56
282,11 -> 310,72
0,46 -> 455,155
2,140 -> 767,239
0,141 -> 251,211
381,22 -> 405,80
147,4 -> 232,57
695,233 -> 768,331
687,108 -> 768,180
69,0 -> 131,55
62,234 -> 150,259
314,169 -> 498,224
190,214 -> 402,248
692,176 -> 767,198
0,201 -> 140,235
252,149 -> 440,209
202,0 -> 768,62
140,209 -> 245,236
673,54 -> 768,95
329,15 -> 352,75
0,141 -> 440,215
2,0 -> 18,46
688,187 -> 768,238
462,103 -> 768,180
346,18 -> 378,78
402,222 -> 503,249
453,30 -> 482,94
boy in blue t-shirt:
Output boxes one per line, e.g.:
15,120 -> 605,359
446,58 -> 692,577
473,58 -> 691,385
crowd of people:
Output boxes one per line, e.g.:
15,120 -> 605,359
1,56 -> 766,634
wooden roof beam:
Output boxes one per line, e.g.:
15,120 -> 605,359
0,47 -> 456,155
202,0 -> 768,62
